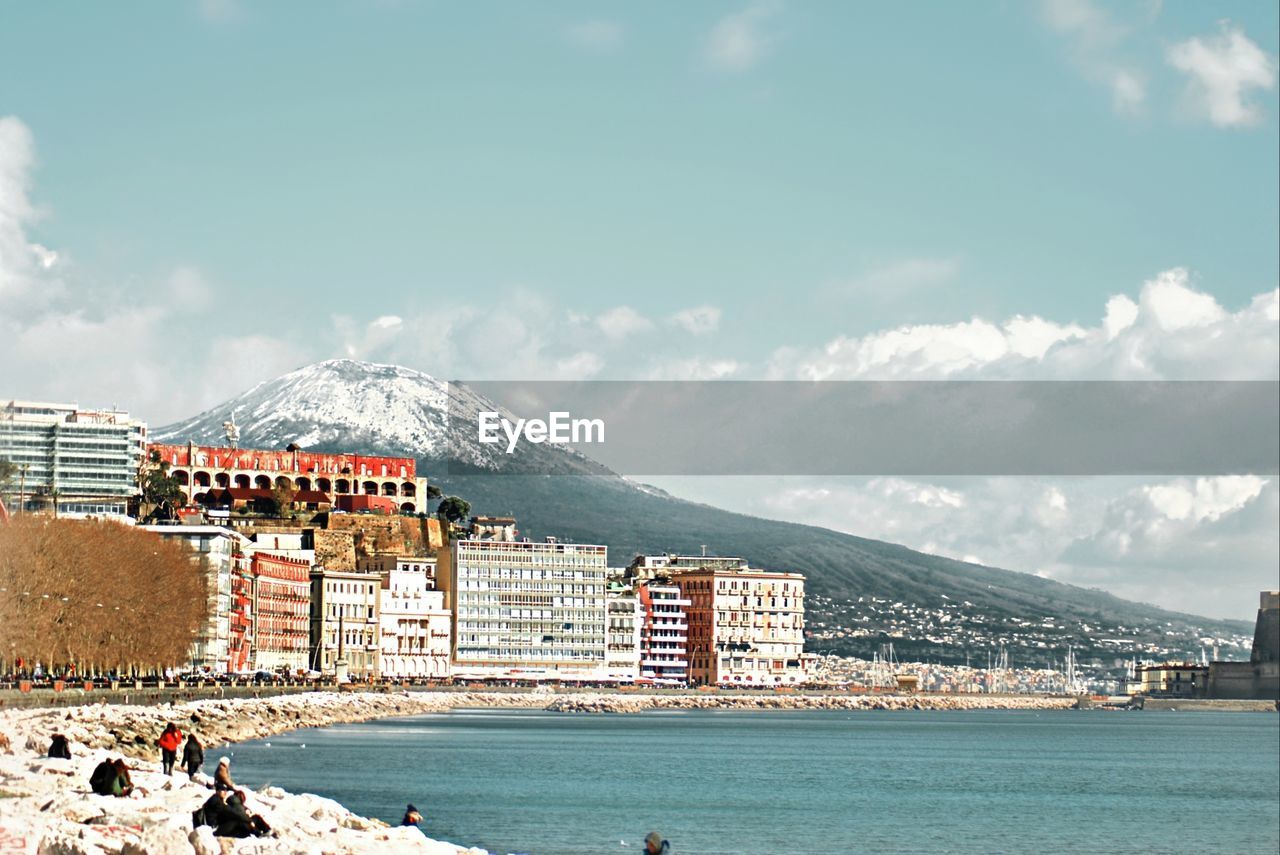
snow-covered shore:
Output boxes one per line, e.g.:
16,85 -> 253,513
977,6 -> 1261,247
0,689 -> 1080,853
0,692 -> 542,854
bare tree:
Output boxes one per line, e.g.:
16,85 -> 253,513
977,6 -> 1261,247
0,517 -> 208,677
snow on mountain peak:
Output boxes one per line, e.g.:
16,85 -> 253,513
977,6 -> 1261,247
155,359 -> 502,467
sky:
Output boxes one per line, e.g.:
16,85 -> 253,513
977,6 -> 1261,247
1,1 -> 1277,619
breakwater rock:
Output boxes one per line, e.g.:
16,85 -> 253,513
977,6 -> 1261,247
543,693 -> 1079,713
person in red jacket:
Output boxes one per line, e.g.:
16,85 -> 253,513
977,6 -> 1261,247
157,723 -> 183,775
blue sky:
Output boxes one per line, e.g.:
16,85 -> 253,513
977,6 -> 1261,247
2,1 -> 1277,359
1,2 -> 1277,619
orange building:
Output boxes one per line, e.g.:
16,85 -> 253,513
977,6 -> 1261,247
149,442 -> 428,513
668,560 -> 807,687
250,551 -> 312,672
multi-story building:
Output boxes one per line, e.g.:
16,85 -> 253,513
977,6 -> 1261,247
309,568 -> 381,679
667,559 -> 807,687
358,554 -> 437,589
249,551 -> 311,673
1127,663 -> 1210,698
1,400 -> 146,518
139,525 -> 248,673
605,590 -> 641,682
636,582 -> 690,685
148,442 -> 428,514
378,561 -> 451,679
439,537 -> 608,680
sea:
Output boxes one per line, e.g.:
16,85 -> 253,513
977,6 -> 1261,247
224,707 -> 1280,855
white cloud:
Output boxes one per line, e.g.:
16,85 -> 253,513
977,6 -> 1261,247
1040,0 -> 1147,115
594,306 -> 653,339
1103,294 -> 1139,339
645,357 -> 743,381
1168,22 -> 1278,128
770,268 -> 1278,382
705,2 -> 780,73
566,20 -> 624,52
1143,476 -> 1268,524
669,305 -> 722,335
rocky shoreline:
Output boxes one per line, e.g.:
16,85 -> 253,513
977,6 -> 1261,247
0,689 -> 1083,853
543,692 -> 1080,713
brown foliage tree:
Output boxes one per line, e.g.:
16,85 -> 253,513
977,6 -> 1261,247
0,517 -> 208,677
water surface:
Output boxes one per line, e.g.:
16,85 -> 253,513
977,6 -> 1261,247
225,708 -> 1280,854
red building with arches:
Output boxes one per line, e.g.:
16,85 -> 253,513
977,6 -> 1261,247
149,442 -> 428,514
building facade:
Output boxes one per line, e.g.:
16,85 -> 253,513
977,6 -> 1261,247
358,554 -> 437,589
140,525 -> 247,673
250,551 -> 311,673
379,562 -> 451,679
1,400 -> 146,518
149,442 -> 428,514
670,561 -> 807,687
441,538 -> 608,680
605,591 -> 641,682
636,582 -> 690,685
309,568 -> 381,679
1208,590 -> 1280,700
1128,663 -> 1209,698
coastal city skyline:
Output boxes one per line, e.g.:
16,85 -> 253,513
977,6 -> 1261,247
1,5 -> 1277,852
2,3 -> 1277,622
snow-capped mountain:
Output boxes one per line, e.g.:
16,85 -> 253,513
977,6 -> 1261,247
154,359 -> 605,474
156,359 -> 1249,660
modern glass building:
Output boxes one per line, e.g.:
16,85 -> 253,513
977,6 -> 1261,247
0,400 -> 146,517
442,537 -> 608,679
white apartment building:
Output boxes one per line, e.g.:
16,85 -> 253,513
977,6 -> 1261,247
637,582 -> 691,685
309,568 -> 381,679
605,591 -> 641,682
1,400 -> 146,518
140,525 -> 246,673
441,537 -> 608,680
379,561 -> 451,679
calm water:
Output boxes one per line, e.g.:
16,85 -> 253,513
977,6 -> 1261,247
224,708 -> 1280,854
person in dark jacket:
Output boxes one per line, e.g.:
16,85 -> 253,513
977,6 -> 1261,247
400,804 -> 423,827
47,734 -> 72,759
89,759 -> 116,795
223,790 -> 273,838
157,723 -> 183,775
182,733 -> 205,779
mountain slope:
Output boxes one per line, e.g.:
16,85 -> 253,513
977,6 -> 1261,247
158,360 -> 1252,659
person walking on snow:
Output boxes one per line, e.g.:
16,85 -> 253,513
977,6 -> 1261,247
157,722 -> 183,775
183,732 -> 205,779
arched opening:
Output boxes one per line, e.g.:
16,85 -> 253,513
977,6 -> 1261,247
234,474 -> 251,489
362,481 -> 378,495
400,502 -> 416,514
193,471 -> 211,488
254,475 -> 272,489
295,477 -> 312,491
214,473 -> 230,488
335,479 -> 350,494
382,482 -> 398,496
173,470 -> 190,486
193,492 -> 209,505
179,490 -> 190,505
400,482 -> 416,498
275,476 -> 291,490
317,477 -> 332,493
